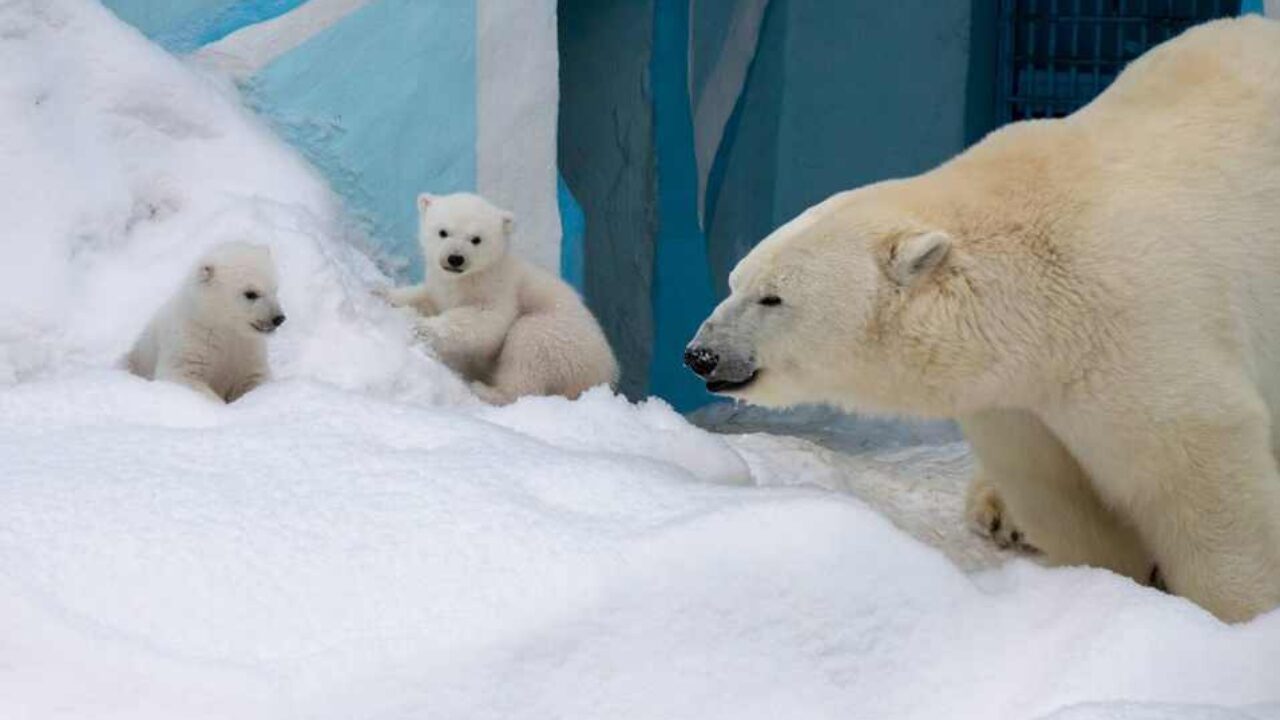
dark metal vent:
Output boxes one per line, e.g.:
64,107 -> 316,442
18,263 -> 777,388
995,0 -> 1241,123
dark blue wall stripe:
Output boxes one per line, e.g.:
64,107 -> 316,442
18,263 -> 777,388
650,0 -> 718,411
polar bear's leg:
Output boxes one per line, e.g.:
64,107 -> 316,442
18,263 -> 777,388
964,471 -> 1031,550
416,306 -> 514,374
226,369 -> 268,404
472,313 -> 609,405
151,342 -> 225,403
1052,385 -> 1280,622
374,283 -> 437,316
471,319 -> 559,405
156,364 -> 225,403
961,409 -> 1153,581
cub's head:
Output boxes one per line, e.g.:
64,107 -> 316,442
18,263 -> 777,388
417,192 -> 514,277
193,241 -> 285,336
685,186 -> 982,415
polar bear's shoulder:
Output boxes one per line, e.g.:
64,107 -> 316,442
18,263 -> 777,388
1088,16 -> 1280,117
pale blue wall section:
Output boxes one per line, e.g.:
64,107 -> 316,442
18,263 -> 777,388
244,0 -> 477,280
103,1 -> 305,53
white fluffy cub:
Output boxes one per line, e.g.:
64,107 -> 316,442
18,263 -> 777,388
128,241 -> 285,403
379,192 -> 618,404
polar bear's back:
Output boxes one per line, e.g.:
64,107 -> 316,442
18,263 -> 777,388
1051,17 -> 1280,411
1060,16 -> 1280,262
1079,16 -> 1280,144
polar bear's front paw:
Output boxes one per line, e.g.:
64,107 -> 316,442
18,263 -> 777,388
413,318 -> 444,348
470,381 -> 514,406
965,478 -> 1034,551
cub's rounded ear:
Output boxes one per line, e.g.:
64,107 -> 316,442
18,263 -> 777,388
501,211 -> 515,236
886,231 -> 951,285
417,193 -> 435,212
198,264 -> 216,284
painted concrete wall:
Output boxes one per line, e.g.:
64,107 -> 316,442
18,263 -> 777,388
103,0 -> 563,284
705,0 -> 979,295
649,0 -> 718,409
774,0 -> 973,225
102,0 -> 305,52
557,0 -> 658,399
244,0 -> 477,279
703,0 -> 787,295
560,0 -> 985,408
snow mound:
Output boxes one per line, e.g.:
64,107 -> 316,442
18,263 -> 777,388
2,376 -> 1279,719
1,3 -> 1278,720
1039,703 -> 1280,720
0,0 -> 462,404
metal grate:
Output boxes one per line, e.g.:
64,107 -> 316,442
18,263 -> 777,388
995,0 -> 1241,123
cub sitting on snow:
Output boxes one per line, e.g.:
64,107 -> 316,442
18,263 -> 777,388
378,192 -> 617,404
127,241 -> 286,403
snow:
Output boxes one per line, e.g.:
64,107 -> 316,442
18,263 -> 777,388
0,2 -> 1278,719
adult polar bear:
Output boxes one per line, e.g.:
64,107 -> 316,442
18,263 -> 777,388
684,17 -> 1280,622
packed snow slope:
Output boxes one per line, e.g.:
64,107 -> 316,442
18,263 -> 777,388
0,2 -> 1278,719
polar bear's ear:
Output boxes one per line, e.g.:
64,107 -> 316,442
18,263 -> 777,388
886,231 -> 951,285
501,211 -> 515,236
417,193 -> 434,212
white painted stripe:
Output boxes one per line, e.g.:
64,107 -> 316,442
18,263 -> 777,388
476,0 -> 561,273
192,0 -> 373,80
690,0 -> 770,226
1266,0 -> 1279,17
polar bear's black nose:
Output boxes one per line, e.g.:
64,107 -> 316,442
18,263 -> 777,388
272,314 -> 286,328
683,346 -> 719,377
447,254 -> 465,269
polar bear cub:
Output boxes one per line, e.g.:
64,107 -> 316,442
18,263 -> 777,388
379,192 -> 618,404
127,241 -> 286,403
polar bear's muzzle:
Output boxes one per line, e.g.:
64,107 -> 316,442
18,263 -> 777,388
251,308 -> 287,334
683,342 -> 760,394
685,300 -> 764,394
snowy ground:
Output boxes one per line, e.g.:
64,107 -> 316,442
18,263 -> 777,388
1,2 -> 1278,719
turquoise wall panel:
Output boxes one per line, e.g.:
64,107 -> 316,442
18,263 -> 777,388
244,0 -> 477,280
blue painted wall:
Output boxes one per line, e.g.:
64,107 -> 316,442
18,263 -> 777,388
244,0 -> 477,280
705,0 -> 978,291
557,174 -> 586,289
649,0 -> 718,410
773,0 -> 973,224
103,0 -> 306,53
557,0 -> 659,400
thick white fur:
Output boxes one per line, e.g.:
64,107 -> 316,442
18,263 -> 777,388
689,17 -> 1280,622
127,241 -> 284,403
379,192 -> 617,404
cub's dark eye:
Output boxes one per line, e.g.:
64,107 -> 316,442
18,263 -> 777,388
471,236 -> 482,246
760,295 -> 782,307
438,229 -> 449,238
244,290 -> 259,301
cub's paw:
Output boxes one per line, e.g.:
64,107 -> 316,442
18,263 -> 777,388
412,318 -> 444,348
965,477 -> 1034,552
470,381 -> 514,406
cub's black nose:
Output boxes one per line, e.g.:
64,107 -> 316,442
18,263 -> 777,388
272,314 -> 286,327
683,346 -> 719,377
447,254 -> 466,268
